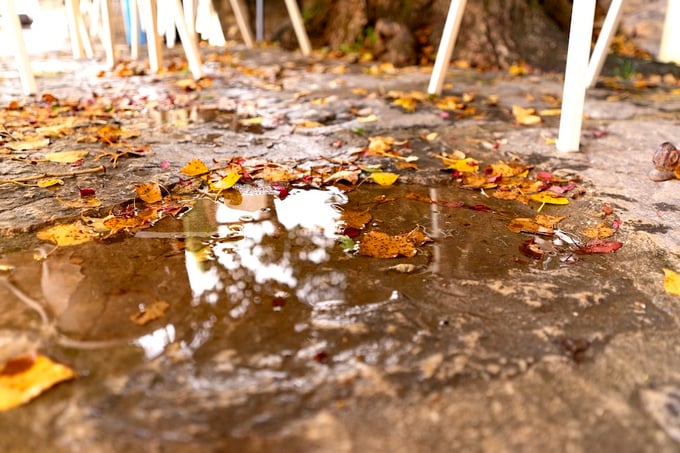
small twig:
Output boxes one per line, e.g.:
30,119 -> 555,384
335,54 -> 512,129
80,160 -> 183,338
0,165 -> 106,186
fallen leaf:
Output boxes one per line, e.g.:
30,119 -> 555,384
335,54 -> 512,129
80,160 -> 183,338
0,354 -> 76,411
577,240 -> 623,254
581,221 -> 615,239
130,300 -> 170,325
135,182 -> 163,204
43,150 -> 89,163
529,192 -> 569,205
37,221 -> 99,246
370,172 -> 399,186
37,178 -> 64,188
324,169 -> 360,185
512,105 -> 542,126
358,228 -> 431,259
56,197 -> 102,209
342,210 -> 372,229
507,218 -> 554,234
663,269 -> 680,296
6,137 -> 50,151
180,159 -> 210,176
208,171 -> 241,192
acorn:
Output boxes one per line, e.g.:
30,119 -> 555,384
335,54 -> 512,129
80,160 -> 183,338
649,141 -> 680,181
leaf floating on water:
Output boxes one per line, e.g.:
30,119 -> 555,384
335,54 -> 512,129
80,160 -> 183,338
663,269 -> 680,296
180,158 -> 210,177
0,354 -> 76,412
507,218 -> 553,235
37,221 -> 99,246
577,240 -> 623,254
129,300 -> 170,325
369,172 -> 399,186
342,210 -> 372,229
359,228 -> 431,259
135,182 -> 163,204
337,235 -> 356,252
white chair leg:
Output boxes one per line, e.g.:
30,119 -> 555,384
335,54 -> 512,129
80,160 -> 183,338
229,0 -> 254,47
586,0 -> 623,87
65,0 -> 87,58
138,0 -> 163,72
76,0 -> 94,58
283,0 -> 311,55
427,0 -> 467,95
184,0 -> 196,35
170,0 -> 204,79
1,0 -> 37,95
660,0 -> 680,63
556,0 -> 596,152
99,0 -> 115,68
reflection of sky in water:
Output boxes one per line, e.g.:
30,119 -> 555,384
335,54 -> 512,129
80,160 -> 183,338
184,188 -> 346,308
135,324 -> 176,359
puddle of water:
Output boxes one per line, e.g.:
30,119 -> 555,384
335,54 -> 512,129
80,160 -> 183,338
0,183 -> 672,448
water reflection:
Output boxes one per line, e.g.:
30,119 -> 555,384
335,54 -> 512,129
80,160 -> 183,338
182,188 -> 346,313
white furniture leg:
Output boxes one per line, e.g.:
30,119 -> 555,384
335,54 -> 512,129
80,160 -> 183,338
1,0 -> 37,95
586,0 -> 623,87
170,0 -> 204,79
65,0 -> 87,58
660,0 -> 680,63
138,0 -> 163,73
99,0 -> 115,68
556,0 -> 596,152
427,0 -> 467,95
283,0 -> 311,55
229,0 -> 254,47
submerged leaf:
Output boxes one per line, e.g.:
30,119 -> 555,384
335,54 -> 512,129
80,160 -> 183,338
130,300 -> 170,325
358,228 -> 431,259
37,221 -> 99,246
0,354 -> 76,411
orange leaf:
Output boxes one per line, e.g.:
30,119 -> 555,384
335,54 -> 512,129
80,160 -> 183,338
135,182 -> 163,204
0,354 -> 76,411
180,159 -> 210,176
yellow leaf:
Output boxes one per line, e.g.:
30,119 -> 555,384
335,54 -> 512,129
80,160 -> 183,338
663,269 -> 680,296
135,182 -> 163,204
357,114 -> 378,123
56,197 -> 102,209
370,172 -> 399,186
208,171 -> 241,191
6,137 -> 50,151
239,116 -> 263,126
294,120 -> 323,128
392,97 -> 418,112
448,158 -> 479,173
43,150 -> 89,163
507,218 -> 553,234
538,108 -> 561,117
512,105 -> 542,126
37,221 -> 99,246
37,178 -> 64,188
0,354 -> 76,411
581,221 -> 615,239
529,192 -> 569,205
180,159 -> 210,176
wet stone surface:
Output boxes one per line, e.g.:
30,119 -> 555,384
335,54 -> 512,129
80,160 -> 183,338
2,9 -> 680,450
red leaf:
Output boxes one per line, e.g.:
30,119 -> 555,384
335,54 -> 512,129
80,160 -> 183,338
270,182 -> 290,199
470,204 -> 492,212
577,240 -> 623,254
79,187 -> 96,197
601,204 -> 614,216
342,227 -> 362,238
160,160 -> 171,170
536,171 -> 552,182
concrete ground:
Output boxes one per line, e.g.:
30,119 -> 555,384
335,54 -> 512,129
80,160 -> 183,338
0,2 -> 680,452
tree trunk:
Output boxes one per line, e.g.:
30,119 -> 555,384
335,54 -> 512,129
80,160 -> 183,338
213,0 -> 604,71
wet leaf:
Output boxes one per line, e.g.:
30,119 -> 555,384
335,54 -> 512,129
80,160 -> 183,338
337,235 -> 356,252
507,218 -> 554,234
529,192 -> 569,205
37,178 -> 64,188
446,157 -> 479,173
37,221 -> 99,246
135,182 -> 163,204
208,171 -> 241,192
342,210 -> 372,229
358,228 -> 431,259
180,159 -> 210,176
392,97 -> 418,112
369,172 -> 399,186
130,300 -> 170,325
663,269 -> 680,296
535,215 -> 566,228
577,240 -> 623,254
43,150 -> 89,163
262,166 -> 299,182
0,354 -> 76,411
324,169 -> 360,185
581,221 -> 615,239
